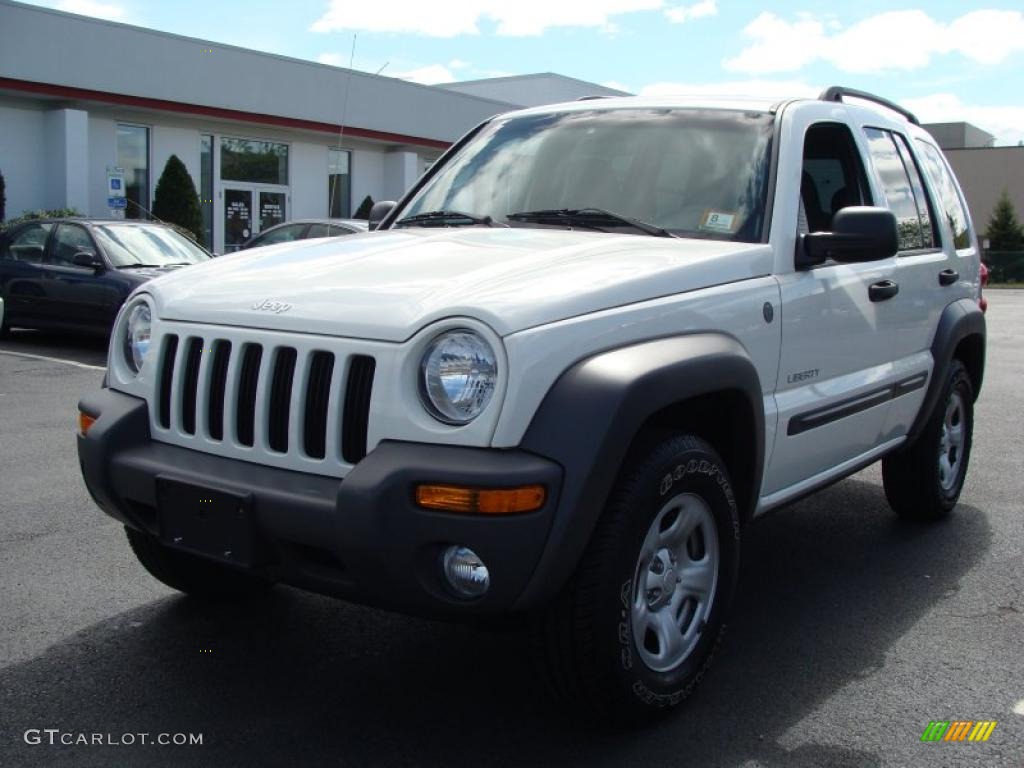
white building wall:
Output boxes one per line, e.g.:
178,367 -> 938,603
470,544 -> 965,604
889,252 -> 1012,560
382,151 -> 420,201
43,108 -> 90,213
0,101 -> 47,218
289,141 -> 325,220
87,115 -> 117,218
352,147 -> 385,207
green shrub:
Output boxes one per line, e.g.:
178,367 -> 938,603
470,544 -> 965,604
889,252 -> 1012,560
985,190 -> 1024,252
152,155 -> 203,242
354,195 -> 374,219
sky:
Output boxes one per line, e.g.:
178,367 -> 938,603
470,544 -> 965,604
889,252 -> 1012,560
24,0 -> 1024,145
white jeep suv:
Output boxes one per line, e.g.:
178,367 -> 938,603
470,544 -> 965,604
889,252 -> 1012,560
78,87 -> 985,719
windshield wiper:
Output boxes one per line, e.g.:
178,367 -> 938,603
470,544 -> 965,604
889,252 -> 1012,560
507,208 -> 675,238
395,210 -> 507,228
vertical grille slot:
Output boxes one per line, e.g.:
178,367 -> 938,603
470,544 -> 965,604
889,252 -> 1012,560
158,335 -> 179,429
180,338 -> 203,435
207,340 -> 232,441
303,351 -> 335,459
267,347 -> 297,453
236,344 -> 263,447
342,355 -> 376,464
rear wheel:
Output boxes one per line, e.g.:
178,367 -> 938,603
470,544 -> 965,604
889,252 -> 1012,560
126,527 -> 273,600
883,360 -> 974,520
533,434 -> 740,720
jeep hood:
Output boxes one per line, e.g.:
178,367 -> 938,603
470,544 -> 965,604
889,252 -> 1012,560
147,228 -> 772,341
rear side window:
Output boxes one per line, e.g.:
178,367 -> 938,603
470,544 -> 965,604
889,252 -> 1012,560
915,140 -> 972,249
863,128 -> 936,251
3,223 -> 53,263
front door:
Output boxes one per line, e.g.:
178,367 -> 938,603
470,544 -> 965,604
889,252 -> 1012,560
222,187 -> 288,253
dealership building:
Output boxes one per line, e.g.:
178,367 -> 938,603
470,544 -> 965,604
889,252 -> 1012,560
1,0 -> 1019,254
0,1 -> 624,253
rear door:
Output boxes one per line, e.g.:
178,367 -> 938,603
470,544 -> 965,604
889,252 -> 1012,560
858,127 -> 953,439
0,222 -> 54,325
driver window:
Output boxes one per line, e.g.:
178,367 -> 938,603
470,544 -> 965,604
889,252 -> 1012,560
799,124 -> 871,234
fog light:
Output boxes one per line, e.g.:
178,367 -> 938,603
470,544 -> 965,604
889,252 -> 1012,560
442,545 -> 490,598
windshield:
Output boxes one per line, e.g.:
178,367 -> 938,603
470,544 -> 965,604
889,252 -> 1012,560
92,224 -> 210,267
398,108 -> 775,241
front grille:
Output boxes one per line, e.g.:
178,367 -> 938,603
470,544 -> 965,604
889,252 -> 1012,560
155,329 -> 376,473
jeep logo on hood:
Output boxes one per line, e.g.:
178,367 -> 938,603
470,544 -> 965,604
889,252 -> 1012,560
252,298 -> 293,314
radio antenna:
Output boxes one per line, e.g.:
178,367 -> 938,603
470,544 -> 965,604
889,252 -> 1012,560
327,34 -> 357,233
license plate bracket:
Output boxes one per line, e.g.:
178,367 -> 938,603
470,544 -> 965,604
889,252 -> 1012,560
156,477 -> 256,566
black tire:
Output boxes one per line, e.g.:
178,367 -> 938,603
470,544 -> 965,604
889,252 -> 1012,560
533,434 -> 741,721
882,360 -> 974,520
126,527 -> 273,600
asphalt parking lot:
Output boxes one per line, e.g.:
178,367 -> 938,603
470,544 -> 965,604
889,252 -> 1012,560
1,292 -> 1022,767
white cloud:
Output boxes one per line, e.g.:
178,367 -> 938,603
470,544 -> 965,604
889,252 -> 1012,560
393,64 -> 456,84
726,9 -> 1024,74
316,52 -> 345,66
311,0 -> 663,38
56,0 -> 125,21
448,59 -> 470,70
665,0 -> 716,24
637,78 -> 820,99
902,93 -> 1024,146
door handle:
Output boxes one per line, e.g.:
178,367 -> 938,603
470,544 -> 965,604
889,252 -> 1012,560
869,280 -> 899,302
938,268 -> 959,286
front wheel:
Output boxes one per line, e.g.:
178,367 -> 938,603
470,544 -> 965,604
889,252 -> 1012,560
533,434 -> 740,720
882,360 -> 975,520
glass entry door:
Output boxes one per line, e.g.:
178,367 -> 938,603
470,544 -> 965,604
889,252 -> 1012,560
222,187 -> 287,253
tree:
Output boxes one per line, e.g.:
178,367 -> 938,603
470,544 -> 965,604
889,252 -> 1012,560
151,155 -> 203,242
354,195 -> 374,219
985,189 -> 1024,251
0,168 -> 6,223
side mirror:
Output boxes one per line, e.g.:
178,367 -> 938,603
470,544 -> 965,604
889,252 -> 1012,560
368,201 -> 397,231
798,206 -> 899,267
72,251 -> 105,271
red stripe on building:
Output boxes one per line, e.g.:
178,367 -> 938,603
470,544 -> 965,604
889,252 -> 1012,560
0,77 -> 452,150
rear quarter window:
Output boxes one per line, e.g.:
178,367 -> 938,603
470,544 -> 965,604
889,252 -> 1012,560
915,140 -> 973,250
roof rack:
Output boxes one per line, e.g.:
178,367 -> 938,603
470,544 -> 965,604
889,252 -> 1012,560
576,95 -> 611,101
819,86 -> 919,125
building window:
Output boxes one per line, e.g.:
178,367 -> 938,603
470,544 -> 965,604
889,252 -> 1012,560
220,137 -> 288,185
200,135 -> 214,250
116,124 -> 149,220
328,148 -> 351,218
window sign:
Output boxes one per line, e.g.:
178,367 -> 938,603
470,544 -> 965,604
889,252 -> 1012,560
221,138 -> 289,185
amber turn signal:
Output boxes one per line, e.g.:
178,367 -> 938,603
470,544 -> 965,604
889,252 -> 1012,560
78,411 -> 96,436
415,484 -> 546,515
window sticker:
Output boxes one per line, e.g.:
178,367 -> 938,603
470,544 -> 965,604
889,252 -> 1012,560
699,210 -> 738,233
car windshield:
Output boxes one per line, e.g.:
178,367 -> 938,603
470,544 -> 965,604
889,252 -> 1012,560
92,224 -> 210,267
398,108 -> 775,242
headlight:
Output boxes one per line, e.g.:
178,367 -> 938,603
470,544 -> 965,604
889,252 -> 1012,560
122,301 -> 152,374
420,330 -> 498,424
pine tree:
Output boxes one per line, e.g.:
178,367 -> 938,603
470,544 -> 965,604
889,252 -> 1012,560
0,168 -> 6,223
985,190 -> 1024,251
354,195 -> 374,219
151,155 -> 203,242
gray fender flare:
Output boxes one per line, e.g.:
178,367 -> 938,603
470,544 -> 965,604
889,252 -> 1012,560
906,298 -> 986,444
514,333 -> 765,609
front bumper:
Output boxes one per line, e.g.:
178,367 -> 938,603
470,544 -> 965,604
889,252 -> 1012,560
77,388 -> 562,618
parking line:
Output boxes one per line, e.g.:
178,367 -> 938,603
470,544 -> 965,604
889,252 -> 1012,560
0,349 -> 106,371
